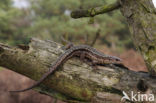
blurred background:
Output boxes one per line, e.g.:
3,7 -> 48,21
0,0 -> 147,103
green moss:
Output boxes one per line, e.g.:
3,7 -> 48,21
90,8 -> 96,16
44,72 -> 94,101
145,46 -> 156,72
34,85 -> 69,100
123,0 -> 156,74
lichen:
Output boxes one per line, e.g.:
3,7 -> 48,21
120,0 -> 156,74
49,72 -> 94,101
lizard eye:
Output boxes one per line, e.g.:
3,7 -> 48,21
116,59 -> 120,61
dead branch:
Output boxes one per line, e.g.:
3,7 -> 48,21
71,1 -> 121,19
0,38 -> 155,103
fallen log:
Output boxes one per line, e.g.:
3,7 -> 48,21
0,38 -> 155,103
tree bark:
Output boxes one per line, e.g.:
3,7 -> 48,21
0,38 -> 155,103
71,0 -> 156,76
119,0 -> 156,75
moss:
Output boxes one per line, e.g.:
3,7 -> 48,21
42,72 -> 94,101
120,0 -> 156,74
42,71 -> 122,101
34,85 -> 69,100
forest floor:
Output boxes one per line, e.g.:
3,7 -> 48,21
0,49 -> 147,103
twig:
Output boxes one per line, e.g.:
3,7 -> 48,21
71,1 -> 121,19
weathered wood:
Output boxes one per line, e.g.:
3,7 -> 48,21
119,0 -> 156,75
0,38 -> 155,103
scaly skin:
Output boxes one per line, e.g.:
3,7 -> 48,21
10,45 -> 122,92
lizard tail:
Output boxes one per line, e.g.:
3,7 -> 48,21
9,65 -> 57,92
9,74 -> 47,92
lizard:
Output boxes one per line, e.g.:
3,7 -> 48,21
10,45 -> 122,92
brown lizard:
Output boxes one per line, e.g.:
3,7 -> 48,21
10,45 -> 122,92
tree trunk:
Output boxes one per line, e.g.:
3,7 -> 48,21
0,38 -> 155,103
119,0 -> 156,75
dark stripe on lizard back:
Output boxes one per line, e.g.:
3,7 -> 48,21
10,45 -> 122,92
